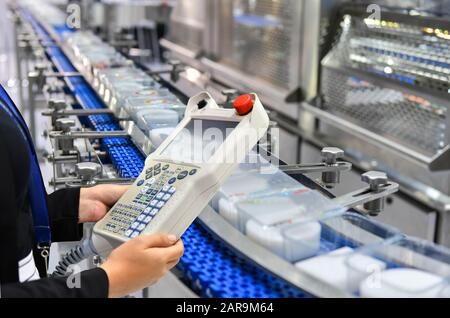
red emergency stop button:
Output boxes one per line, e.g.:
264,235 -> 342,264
233,94 -> 254,115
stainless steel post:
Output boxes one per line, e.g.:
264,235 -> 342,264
12,13 -> 25,111
27,70 -> 38,142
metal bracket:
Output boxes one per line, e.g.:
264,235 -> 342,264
50,175 -> 135,188
429,145 -> 450,171
42,108 -> 114,119
51,162 -> 132,188
285,86 -> 305,103
147,60 -> 186,82
47,151 -> 79,164
280,147 -> 352,188
51,176 -> 135,188
221,89 -> 240,105
280,161 -> 352,175
44,71 -> 82,78
333,171 -> 399,216
49,130 -> 129,140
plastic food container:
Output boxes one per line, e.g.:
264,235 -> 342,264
134,108 -> 180,133
95,67 -> 146,92
82,51 -> 128,71
237,194 -> 345,262
124,96 -> 186,119
111,88 -> 175,111
344,237 -> 450,297
105,79 -> 161,105
213,168 -> 307,224
103,71 -> 151,91
293,212 -> 401,291
211,153 -> 296,211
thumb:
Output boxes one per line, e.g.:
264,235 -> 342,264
138,234 -> 178,248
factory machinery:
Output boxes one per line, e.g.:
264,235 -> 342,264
9,0 -> 450,298
156,0 -> 450,248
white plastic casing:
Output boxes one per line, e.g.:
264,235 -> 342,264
92,92 -> 269,255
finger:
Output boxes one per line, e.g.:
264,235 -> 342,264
85,184 -> 129,206
166,258 -> 180,270
100,184 -> 130,206
157,240 -> 184,262
79,199 -> 108,223
138,234 -> 178,248
111,184 -> 130,198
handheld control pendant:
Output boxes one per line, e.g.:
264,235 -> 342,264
92,92 -> 269,255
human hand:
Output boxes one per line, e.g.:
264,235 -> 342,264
100,234 -> 184,298
78,184 -> 129,223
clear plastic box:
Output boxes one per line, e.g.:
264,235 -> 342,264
211,154 -> 305,219
95,67 -> 146,92
344,237 -> 450,297
212,152 -> 350,262
63,32 -> 132,74
64,31 -> 102,47
102,71 -> 150,90
133,108 -> 180,134
237,192 -> 347,261
292,212 -> 401,292
124,96 -> 186,119
111,88 -> 175,111
212,153 -> 292,206
82,51 -> 128,70
105,79 -> 161,106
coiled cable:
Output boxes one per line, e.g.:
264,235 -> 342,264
52,239 -> 96,277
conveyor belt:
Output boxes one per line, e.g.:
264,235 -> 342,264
21,10 -> 310,298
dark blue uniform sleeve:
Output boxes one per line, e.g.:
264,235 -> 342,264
47,188 -> 84,242
0,106 -> 109,298
1,267 -> 109,298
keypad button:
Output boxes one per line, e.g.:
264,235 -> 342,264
144,207 -> 152,214
156,201 -> 165,209
144,216 -> 152,223
162,194 -> 171,201
162,185 -> 171,192
137,180 -> 144,186
162,164 -> 170,170
168,187 -> 176,194
125,229 -> 133,237
146,168 -> 153,174
151,190 -> 158,195
131,231 -> 139,238
168,177 -> 176,184
177,171 -> 188,180
189,169 -> 197,175
154,169 -> 161,176
137,224 -> 146,231
137,214 -> 145,222
154,163 -> 161,170
156,192 -> 164,200
131,222 -> 139,230
150,200 -> 158,207
147,178 -> 156,185
150,208 -> 159,216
